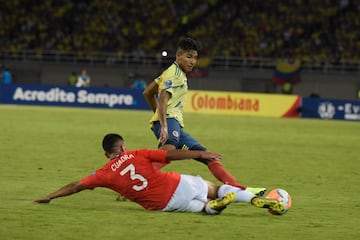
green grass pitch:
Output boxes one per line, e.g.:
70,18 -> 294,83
0,105 -> 359,240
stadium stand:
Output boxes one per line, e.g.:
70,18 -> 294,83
0,0 -> 358,71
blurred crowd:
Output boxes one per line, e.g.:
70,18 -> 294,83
0,0 -> 359,65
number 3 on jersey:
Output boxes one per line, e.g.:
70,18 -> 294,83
120,164 -> 148,191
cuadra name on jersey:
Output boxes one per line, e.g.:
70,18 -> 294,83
111,154 -> 135,171
12,87 -> 134,107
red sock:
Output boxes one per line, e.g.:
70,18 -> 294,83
208,160 -> 246,190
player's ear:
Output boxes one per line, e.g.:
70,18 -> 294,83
175,51 -> 182,60
105,152 -> 111,159
120,143 -> 127,152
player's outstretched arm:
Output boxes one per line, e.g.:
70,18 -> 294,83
143,81 -> 158,113
34,181 -> 85,204
166,149 -> 222,162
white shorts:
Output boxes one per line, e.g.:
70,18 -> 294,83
162,174 -> 208,212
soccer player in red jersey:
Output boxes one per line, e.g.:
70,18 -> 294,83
34,134 -> 284,214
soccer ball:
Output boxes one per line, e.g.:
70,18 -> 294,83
265,188 -> 292,215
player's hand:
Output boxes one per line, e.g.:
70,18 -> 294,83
159,127 -> 169,145
34,197 -> 51,204
200,151 -> 222,160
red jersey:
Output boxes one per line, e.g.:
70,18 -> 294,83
80,149 -> 181,210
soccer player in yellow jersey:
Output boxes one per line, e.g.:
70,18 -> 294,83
143,37 -> 265,196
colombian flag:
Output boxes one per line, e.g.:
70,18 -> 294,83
272,59 -> 301,85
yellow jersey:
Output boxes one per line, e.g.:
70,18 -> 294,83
150,62 -> 188,127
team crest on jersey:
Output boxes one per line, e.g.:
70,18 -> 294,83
172,130 -> 179,137
165,80 -> 173,88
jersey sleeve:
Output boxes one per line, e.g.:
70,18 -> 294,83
154,76 -> 161,84
80,170 -> 105,190
140,149 -> 169,163
158,71 -> 183,92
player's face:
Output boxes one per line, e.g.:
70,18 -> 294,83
176,50 -> 198,73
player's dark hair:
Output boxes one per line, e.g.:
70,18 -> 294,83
102,133 -> 124,153
177,37 -> 200,52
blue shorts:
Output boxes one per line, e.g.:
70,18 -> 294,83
151,118 -> 205,150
